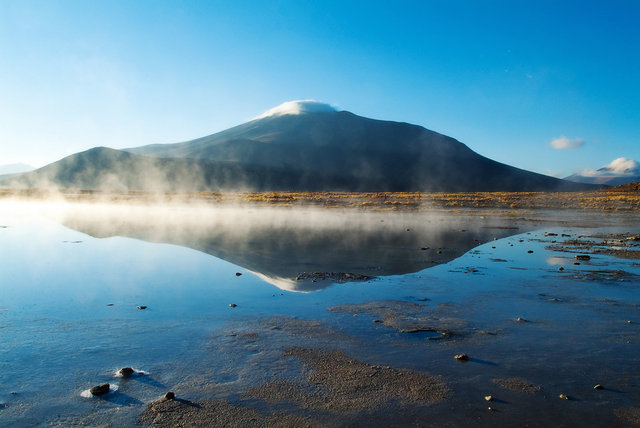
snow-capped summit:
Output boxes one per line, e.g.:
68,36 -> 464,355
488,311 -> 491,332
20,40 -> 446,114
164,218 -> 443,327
254,100 -> 337,119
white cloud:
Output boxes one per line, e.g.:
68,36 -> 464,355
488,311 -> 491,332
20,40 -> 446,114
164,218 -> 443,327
576,157 -> 639,177
603,157 -> 639,175
550,136 -> 585,149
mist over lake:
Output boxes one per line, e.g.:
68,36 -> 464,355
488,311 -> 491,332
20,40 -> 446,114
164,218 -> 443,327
1,198 -> 639,427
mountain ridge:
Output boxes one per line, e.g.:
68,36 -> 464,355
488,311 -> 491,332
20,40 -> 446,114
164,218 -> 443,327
2,102 -> 598,192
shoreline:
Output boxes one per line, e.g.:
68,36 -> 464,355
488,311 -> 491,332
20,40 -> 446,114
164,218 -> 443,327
1,187 -> 639,211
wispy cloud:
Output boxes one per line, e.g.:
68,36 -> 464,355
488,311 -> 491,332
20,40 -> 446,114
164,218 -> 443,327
550,136 -> 585,149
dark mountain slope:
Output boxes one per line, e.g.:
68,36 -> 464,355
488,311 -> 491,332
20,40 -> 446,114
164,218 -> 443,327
3,103 -> 598,192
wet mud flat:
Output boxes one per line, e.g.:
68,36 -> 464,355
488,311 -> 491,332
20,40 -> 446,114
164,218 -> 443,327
133,227 -> 640,427
1,205 -> 639,427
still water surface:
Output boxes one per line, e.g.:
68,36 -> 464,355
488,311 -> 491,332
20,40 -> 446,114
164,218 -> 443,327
1,202 -> 639,426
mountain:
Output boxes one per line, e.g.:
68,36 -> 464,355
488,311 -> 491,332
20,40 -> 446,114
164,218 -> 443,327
565,157 -> 640,186
0,163 -> 34,181
3,100 -> 597,192
0,163 -> 34,175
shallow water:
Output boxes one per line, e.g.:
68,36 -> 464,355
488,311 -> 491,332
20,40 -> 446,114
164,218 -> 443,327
0,201 -> 639,426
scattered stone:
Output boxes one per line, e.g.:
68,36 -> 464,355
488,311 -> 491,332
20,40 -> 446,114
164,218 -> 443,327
454,353 -> 469,361
545,233 -> 558,237
164,391 -> 175,400
527,250 -> 534,253
106,303 -> 114,306
118,367 -> 135,377
420,247 -> 429,250
137,305 -> 147,310
235,272 -> 242,276
559,393 -> 569,400
437,250 -> 443,254
229,303 -> 237,308
89,383 -> 110,396
574,262 -> 581,265
485,395 -> 493,401
594,384 -> 604,390
575,255 -> 591,261
558,267 -> 564,271
373,319 -> 382,323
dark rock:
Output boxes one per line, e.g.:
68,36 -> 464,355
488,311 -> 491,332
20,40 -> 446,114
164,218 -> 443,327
90,383 -> 110,396
235,272 -> 242,276
575,254 -> 591,261
106,303 -> 114,306
558,267 -> 564,271
164,391 -> 175,400
527,250 -> 534,253
118,367 -> 135,377
137,305 -> 147,310
229,303 -> 237,308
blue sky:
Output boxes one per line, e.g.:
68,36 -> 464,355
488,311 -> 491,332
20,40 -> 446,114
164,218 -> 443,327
1,0 -> 638,177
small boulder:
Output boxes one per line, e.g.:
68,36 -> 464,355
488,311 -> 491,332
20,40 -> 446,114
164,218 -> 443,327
164,391 -> 176,400
118,367 -> 135,377
454,353 -> 469,361
137,305 -> 147,310
484,395 -> 493,401
229,303 -> 237,308
90,383 -> 110,396
575,255 -> 591,261
235,272 -> 242,276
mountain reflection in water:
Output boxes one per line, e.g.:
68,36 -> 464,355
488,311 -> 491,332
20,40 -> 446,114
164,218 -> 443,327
60,204 -> 529,292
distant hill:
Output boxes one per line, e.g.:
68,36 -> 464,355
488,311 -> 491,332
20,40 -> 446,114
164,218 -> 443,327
565,157 -> 640,186
609,181 -> 640,192
0,163 -> 34,181
3,101 -> 597,192
0,163 -> 34,175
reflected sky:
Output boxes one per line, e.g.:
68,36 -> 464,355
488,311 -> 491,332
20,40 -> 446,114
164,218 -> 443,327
1,201 -> 638,426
